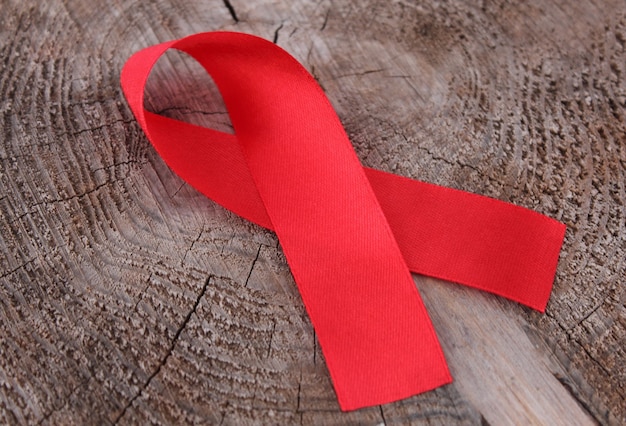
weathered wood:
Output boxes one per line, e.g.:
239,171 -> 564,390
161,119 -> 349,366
1,0 -> 625,424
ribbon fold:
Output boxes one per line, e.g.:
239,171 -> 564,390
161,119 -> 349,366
120,32 -> 566,411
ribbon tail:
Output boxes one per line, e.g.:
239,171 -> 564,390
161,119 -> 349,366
366,168 -> 566,312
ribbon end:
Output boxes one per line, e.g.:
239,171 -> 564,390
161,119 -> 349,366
336,369 -> 453,412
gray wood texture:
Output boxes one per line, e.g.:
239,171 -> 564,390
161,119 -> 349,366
1,0 -> 625,424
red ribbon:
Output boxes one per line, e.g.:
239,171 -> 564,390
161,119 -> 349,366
120,32 -> 566,411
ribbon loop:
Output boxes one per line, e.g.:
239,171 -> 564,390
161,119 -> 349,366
121,32 -> 565,411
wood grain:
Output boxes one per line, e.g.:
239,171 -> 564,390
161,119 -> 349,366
1,0 -> 624,424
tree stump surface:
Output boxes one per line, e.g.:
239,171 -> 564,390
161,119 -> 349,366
1,1 -> 625,424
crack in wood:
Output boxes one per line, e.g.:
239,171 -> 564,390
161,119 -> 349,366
181,226 -> 204,265
414,144 -> 482,175
577,342 -> 616,383
569,296 -> 609,331
329,68 -> 387,81
321,7 -> 331,31
0,258 -> 36,279
169,182 -> 186,198
5,174 -> 131,229
113,275 -> 213,424
56,118 -> 134,139
244,244 -> 262,287
133,273 -> 153,312
379,405 -> 387,425
273,22 -> 284,44
266,320 -> 276,358
222,0 -> 239,23
91,159 -> 145,174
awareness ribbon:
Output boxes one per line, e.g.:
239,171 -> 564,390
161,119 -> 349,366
120,32 -> 566,411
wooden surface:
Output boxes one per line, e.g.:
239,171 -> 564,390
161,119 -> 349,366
1,0 -> 625,424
